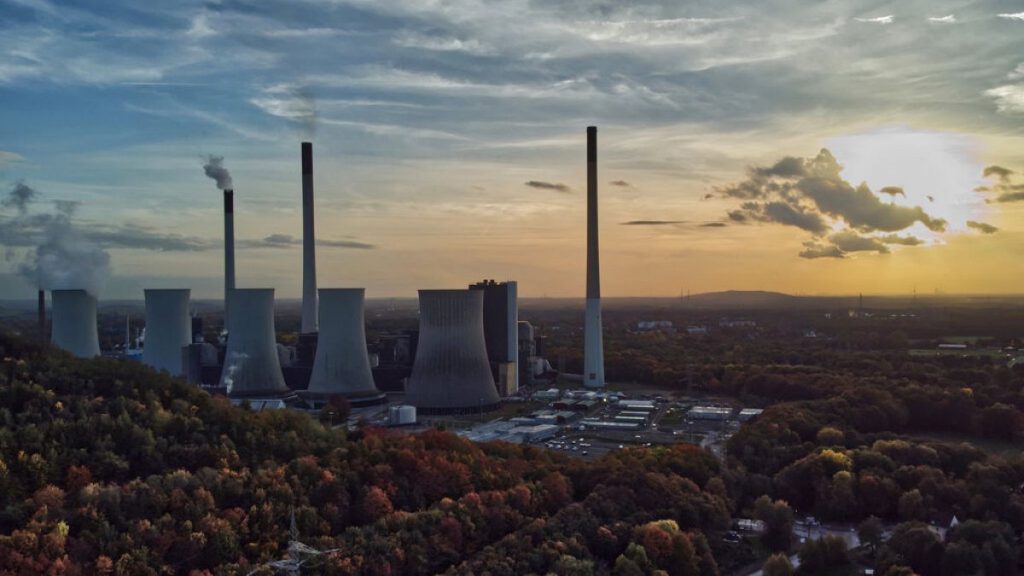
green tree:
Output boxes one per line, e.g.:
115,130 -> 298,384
763,553 -> 795,576
858,516 -> 884,553
754,495 -> 794,552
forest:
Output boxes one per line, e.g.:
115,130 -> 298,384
1,318 -> 1023,575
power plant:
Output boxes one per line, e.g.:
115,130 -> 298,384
28,127 -> 612,417
404,289 -> 501,414
469,280 -> 518,396
304,288 -> 384,408
584,126 -> 606,388
50,289 -> 101,358
141,289 -> 191,376
220,288 -> 290,398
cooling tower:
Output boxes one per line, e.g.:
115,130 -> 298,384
142,289 -> 191,375
224,189 -> 235,324
405,289 -> 500,413
305,289 -> 383,402
50,289 -> 100,358
584,126 -> 606,388
220,288 -> 289,397
301,142 -> 318,334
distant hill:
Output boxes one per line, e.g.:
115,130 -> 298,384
685,290 -> 801,308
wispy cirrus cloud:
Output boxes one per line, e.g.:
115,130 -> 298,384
854,15 -> 893,25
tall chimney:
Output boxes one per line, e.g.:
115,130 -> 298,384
224,189 -> 235,326
37,289 -> 46,342
301,142 -> 318,334
584,126 -> 605,388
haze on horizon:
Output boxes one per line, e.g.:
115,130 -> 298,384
1,0 -> 1023,299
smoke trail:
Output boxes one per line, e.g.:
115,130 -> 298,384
202,156 -> 233,190
18,214 -> 111,296
0,183 -> 112,295
2,181 -> 36,214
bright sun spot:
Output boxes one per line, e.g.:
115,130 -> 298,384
826,127 -> 989,237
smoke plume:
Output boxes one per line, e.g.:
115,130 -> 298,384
203,156 -> 233,190
3,181 -> 36,214
0,182 -> 112,295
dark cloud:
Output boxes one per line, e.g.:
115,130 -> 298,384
798,231 -> 923,260
967,220 -> 998,234
718,148 -> 947,259
799,242 -> 844,259
761,201 -> 829,234
753,156 -> 806,178
609,180 -> 631,187
977,164 -> 1024,202
85,224 -> 209,251
983,165 -> 1013,181
319,238 -> 376,249
241,233 -> 375,249
621,220 -> 685,226
699,222 -> 727,228
525,180 -> 571,193
2,182 -> 36,214
54,200 -> 80,216
719,149 -> 945,233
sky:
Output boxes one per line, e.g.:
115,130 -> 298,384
1,0 -> 1023,299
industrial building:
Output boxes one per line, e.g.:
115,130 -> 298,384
141,289 -> 191,376
220,288 -> 292,400
469,279 -> 518,396
303,288 -> 385,408
388,405 -> 417,426
50,289 -> 101,358
688,406 -> 734,420
404,289 -> 501,414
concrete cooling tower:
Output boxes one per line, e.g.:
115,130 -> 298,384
405,289 -> 500,414
220,288 -> 289,398
50,289 -> 101,358
142,289 -> 191,376
304,289 -> 385,407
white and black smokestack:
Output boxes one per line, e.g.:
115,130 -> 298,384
584,126 -> 605,388
224,189 -> 235,324
301,142 -> 318,334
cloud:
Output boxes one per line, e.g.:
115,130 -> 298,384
799,242 -> 844,259
719,149 -> 946,234
621,220 -> 685,226
854,15 -> 894,25
699,222 -> 727,228
985,85 -> 1024,113
927,15 -> 956,24
2,181 -> 37,214
525,180 -> 571,193
997,13 -> 1024,22
966,220 -> 998,234
983,165 -> 1013,181
798,231 -> 921,259
240,234 -> 375,250
0,151 -> 24,166
250,83 -> 317,135
319,238 -> 376,249
609,180 -> 631,187
829,231 -> 891,254
976,164 -> 1024,202
718,148 -> 945,258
